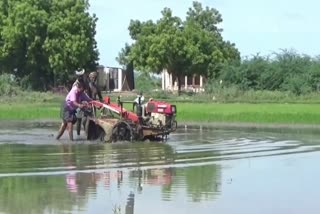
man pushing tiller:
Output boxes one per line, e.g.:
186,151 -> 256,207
56,78 -> 92,141
73,69 -> 103,136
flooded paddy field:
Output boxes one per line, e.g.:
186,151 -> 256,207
0,125 -> 320,214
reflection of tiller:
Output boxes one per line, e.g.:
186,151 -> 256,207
83,96 -> 177,142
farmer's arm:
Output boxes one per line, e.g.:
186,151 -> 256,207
79,92 -> 93,103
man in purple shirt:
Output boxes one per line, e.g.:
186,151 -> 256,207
56,79 -> 92,141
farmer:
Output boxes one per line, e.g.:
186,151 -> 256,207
72,69 -> 101,136
87,71 -> 103,101
56,79 -> 92,141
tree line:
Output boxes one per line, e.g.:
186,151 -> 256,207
0,0 -> 319,95
218,50 -> 320,95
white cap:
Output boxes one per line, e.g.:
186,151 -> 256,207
75,69 -> 85,76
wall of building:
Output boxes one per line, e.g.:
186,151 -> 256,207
96,66 -> 135,92
161,69 -> 205,92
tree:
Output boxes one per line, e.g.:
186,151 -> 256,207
117,1 -> 240,93
0,0 -> 99,90
184,1 -> 240,79
44,0 -> 99,87
116,43 -> 132,67
217,49 -> 320,95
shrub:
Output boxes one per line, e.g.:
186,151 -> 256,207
0,74 -> 20,96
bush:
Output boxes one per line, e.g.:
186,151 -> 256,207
0,73 -> 63,103
282,75 -> 312,95
135,72 -> 161,93
0,74 -> 20,96
216,50 -> 320,95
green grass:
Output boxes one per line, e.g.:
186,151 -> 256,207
2,100 -> 320,125
177,103 -> 320,124
0,103 -> 60,120
0,91 -> 62,120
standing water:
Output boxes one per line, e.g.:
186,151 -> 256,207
0,126 -> 320,214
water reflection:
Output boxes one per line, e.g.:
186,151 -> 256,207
60,167 -> 221,213
3,127 -> 320,213
125,192 -> 135,214
61,142 -> 221,212
0,175 -> 79,214
0,140 -> 222,214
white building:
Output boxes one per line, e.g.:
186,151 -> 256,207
161,69 -> 205,92
96,66 -> 134,92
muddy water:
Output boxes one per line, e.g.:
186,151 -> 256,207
0,127 -> 320,214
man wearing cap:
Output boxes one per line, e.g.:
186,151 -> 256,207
73,69 -> 102,101
88,71 -> 103,101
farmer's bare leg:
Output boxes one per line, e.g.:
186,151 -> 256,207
56,122 -> 67,140
67,122 -> 74,141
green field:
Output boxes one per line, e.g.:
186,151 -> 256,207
0,103 -> 61,120
1,101 -> 320,124
177,103 -> 320,124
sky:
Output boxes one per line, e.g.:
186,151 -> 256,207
89,0 -> 320,67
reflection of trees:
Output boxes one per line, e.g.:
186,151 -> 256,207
0,139 -> 222,214
0,144 -> 103,214
184,165 -> 221,202
0,176 -> 77,214
0,145 -> 72,214
160,165 -> 221,202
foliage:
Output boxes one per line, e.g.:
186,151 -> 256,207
0,73 -> 62,104
116,43 -> 131,67
0,73 -> 19,96
117,1 -> 240,92
0,0 -> 99,90
134,72 -> 161,93
218,49 -> 320,95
